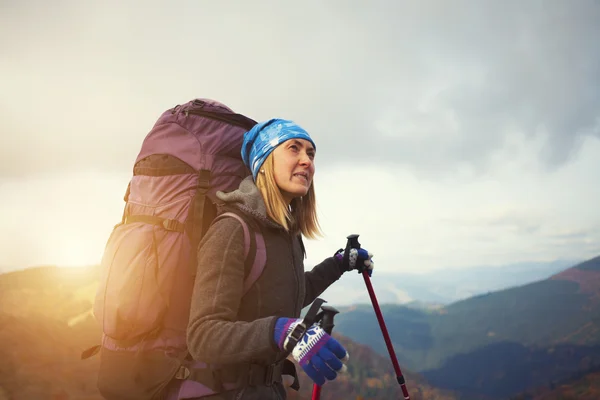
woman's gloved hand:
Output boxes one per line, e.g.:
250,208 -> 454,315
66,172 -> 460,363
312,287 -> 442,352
335,247 -> 375,276
273,318 -> 349,386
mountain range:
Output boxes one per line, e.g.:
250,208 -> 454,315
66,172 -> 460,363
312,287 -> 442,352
0,264 -> 455,400
316,258 -> 578,306
1,254 -> 598,399
331,255 -> 600,399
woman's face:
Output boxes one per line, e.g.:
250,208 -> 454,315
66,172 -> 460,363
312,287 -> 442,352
272,138 -> 315,204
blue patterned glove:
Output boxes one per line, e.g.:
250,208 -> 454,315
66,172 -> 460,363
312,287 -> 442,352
273,318 -> 349,386
335,247 -> 375,276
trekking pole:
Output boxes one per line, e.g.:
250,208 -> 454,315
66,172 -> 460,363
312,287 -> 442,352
311,304 -> 340,400
346,234 -> 411,400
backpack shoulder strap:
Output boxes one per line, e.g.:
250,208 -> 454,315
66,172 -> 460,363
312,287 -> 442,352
243,225 -> 266,295
215,212 -> 266,295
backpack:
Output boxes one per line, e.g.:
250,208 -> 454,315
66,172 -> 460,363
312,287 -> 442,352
81,99 -> 269,400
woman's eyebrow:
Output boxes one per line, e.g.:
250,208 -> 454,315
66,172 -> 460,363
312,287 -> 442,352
289,139 -> 315,152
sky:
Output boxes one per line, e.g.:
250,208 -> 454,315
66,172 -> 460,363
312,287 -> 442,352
1,0 -> 600,274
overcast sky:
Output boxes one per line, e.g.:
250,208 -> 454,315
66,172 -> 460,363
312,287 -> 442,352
1,0 -> 599,273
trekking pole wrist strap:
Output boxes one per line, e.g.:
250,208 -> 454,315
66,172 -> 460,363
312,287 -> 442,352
283,322 -> 307,352
282,298 -> 326,353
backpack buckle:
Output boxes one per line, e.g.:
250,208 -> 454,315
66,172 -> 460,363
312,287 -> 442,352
264,364 -> 275,386
198,169 -> 210,189
162,219 -> 185,233
248,362 -> 282,387
267,362 -> 284,386
175,365 -> 190,380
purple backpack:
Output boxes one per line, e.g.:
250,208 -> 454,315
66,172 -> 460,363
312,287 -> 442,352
82,99 -> 267,400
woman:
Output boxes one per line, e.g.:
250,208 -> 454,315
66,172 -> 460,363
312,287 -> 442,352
186,118 -> 374,399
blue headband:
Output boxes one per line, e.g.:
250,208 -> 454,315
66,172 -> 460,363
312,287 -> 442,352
241,118 -> 316,180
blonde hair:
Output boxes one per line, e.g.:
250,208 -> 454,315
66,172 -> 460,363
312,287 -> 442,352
255,153 -> 322,239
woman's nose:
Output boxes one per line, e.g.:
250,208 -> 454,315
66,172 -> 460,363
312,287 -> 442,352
299,152 -> 313,166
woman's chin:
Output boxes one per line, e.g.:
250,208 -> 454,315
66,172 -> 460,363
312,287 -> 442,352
282,186 -> 309,201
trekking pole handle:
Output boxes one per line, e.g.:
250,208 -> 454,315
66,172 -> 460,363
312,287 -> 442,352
319,304 -> 340,335
346,234 -> 370,275
311,304 -> 340,400
346,234 -> 361,251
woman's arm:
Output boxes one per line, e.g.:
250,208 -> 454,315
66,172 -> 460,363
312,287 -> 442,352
303,239 -> 376,308
303,255 -> 344,308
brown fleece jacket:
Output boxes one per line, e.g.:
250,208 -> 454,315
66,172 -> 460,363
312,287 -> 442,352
186,176 -> 343,367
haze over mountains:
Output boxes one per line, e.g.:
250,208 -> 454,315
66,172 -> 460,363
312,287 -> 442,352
318,258 -> 578,306
1,256 -> 576,306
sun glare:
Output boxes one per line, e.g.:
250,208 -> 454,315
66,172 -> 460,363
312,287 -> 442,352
56,237 -> 102,268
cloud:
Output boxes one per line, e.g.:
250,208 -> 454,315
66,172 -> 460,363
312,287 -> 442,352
1,130 -> 599,273
302,134 -> 600,271
2,1 -> 600,272
1,0 -> 599,179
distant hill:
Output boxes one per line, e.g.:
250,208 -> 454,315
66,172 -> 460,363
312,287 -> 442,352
0,264 -> 456,400
0,265 -> 102,399
285,335 -> 459,400
332,255 -> 600,399
316,258 -> 576,306
511,366 -> 600,400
